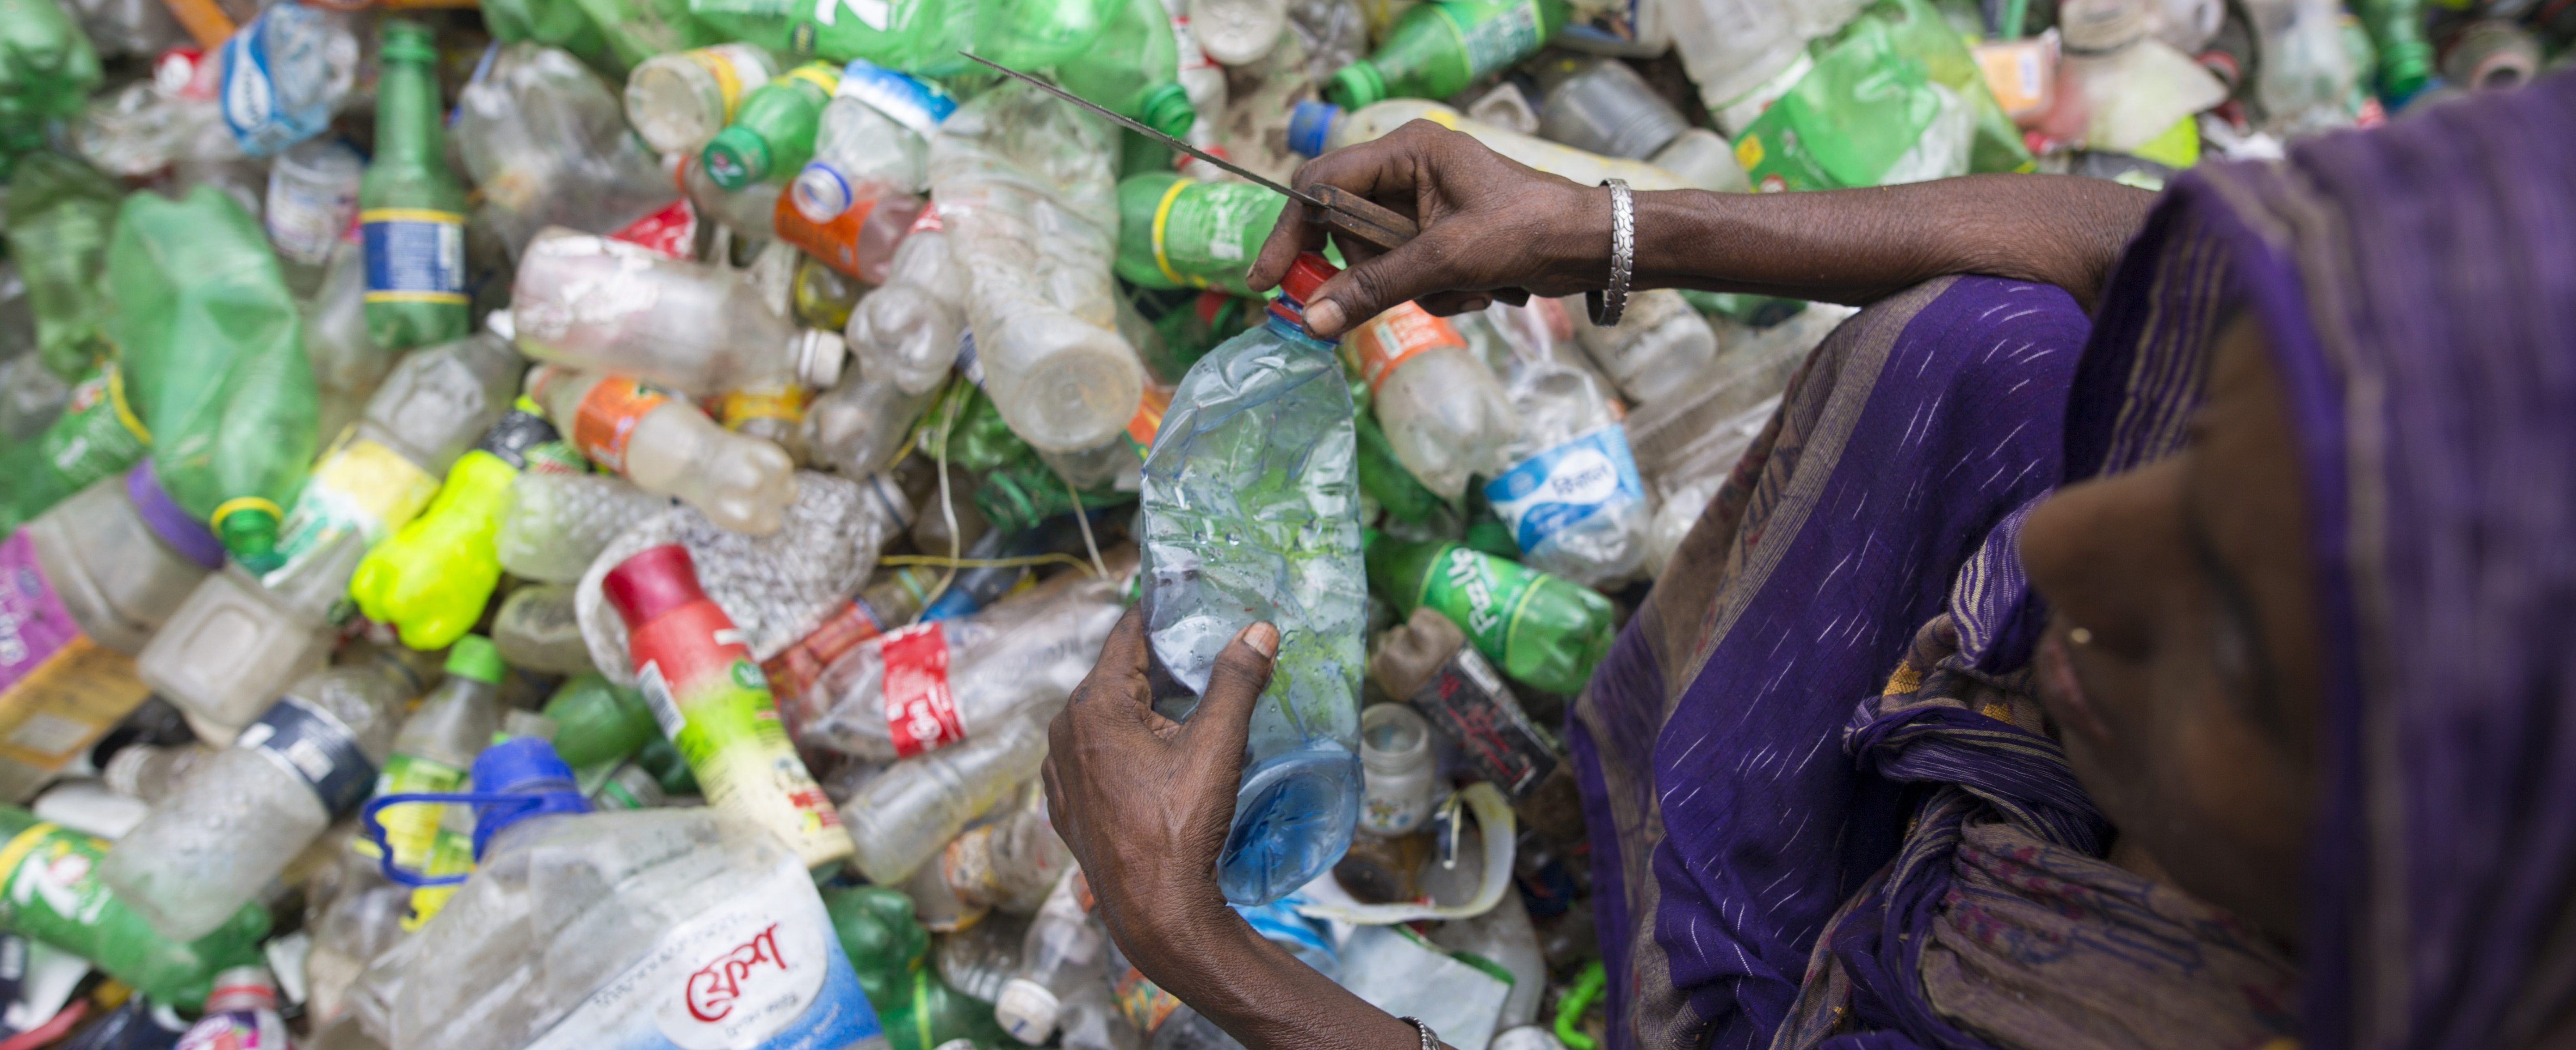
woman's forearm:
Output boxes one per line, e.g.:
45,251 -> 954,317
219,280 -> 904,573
1122,908 -> 1449,1050
1630,175 -> 2157,314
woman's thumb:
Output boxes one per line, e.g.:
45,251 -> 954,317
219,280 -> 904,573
1184,622 -> 1280,747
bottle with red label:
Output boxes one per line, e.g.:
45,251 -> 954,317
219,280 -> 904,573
602,544 -> 854,869
526,365 -> 799,536
361,738 -> 891,1050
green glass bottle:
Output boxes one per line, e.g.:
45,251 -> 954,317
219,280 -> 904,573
0,805 -> 270,1010
1365,532 -> 1613,695
703,60 -> 841,190
1115,172 -> 1284,297
1057,0 -> 1195,138
361,21 -> 471,352
1327,0 -> 1568,109
3,152 -> 122,380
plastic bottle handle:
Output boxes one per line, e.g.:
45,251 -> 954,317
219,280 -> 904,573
359,791 -> 544,887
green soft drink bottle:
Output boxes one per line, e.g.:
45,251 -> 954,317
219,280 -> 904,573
540,672 -> 660,771
2354,0 -> 2431,101
976,0 -> 1121,69
0,805 -> 270,1010
683,0 -> 973,75
1115,172 -> 1283,296
1057,0 -> 1195,138
0,362 -> 150,533
361,20 -> 471,352
702,60 -> 840,190
1327,0 -> 1567,109
3,152 -> 122,380
1365,532 -> 1613,695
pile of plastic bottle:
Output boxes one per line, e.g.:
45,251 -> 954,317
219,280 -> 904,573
0,0 -> 2559,1045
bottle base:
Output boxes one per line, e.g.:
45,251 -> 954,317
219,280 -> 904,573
1218,746 -> 1361,906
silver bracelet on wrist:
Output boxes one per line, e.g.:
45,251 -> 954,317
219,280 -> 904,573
1397,1016 -> 1440,1050
1586,178 -> 1634,327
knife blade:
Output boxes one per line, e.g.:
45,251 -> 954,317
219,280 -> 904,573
961,52 -> 1421,253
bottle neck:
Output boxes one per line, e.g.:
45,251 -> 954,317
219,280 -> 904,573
374,53 -> 446,170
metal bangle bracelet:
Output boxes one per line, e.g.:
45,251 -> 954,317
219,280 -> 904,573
1397,1016 -> 1441,1050
1585,178 -> 1634,327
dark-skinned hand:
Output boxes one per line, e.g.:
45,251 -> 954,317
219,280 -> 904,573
1042,608 -> 1279,955
1246,118 -> 1612,338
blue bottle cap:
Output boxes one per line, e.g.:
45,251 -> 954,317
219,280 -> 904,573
1288,100 -> 1339,158
469,738 -> 591,861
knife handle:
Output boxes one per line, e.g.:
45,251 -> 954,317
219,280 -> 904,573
1308,185 -> 1420,254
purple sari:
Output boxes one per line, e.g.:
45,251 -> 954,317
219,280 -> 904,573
1574,70 -> 2576,1050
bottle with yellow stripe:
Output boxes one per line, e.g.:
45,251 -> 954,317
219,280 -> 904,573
703,60 -> 842,191
1113,171 -> 1284,298
360,20 -> 471,352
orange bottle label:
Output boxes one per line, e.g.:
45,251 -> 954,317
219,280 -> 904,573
1124,384 -> 1173,455
573,379 -> 672,474
1349,303 -> 1466,396
772,193 -> 878,280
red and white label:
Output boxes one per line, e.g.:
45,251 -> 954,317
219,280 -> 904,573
907,203 -> 943,236
685,922 -> 788,1023
881,623 -> 964,757
610,199 -> 699,259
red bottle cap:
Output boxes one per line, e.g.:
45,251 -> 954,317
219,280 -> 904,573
1280,252 -> 1339,305
602,545 -> 709,627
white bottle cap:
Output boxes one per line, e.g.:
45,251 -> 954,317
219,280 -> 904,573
795,327 -> 848,390
992,978 -> 1061,1045
484,307 -> 517,342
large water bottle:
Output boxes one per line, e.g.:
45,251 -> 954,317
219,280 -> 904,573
102,661 -> 415,942
359,739 -> 891,1050
929,81 -> 1146,455
217,2 -> 358,157
1139,253 -> 1366,906
511,229 -> 847,398
791,59 -> 955,222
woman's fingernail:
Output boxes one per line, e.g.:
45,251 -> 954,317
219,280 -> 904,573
1242,623 -> 1279,658
1305,299 -> 1345,336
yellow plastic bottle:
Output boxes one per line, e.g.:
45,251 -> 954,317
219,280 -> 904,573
351,403 -> 579,649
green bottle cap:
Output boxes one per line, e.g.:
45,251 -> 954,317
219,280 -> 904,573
702,127 -> 771,190
216,506 -> 281,572
1140,82 -> 1197,140
1327,62 -> 1384,110
444,634 -> 506,685
381,19 -> 438,63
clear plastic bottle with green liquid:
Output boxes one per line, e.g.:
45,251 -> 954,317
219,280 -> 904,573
1327,0 -> 1567,108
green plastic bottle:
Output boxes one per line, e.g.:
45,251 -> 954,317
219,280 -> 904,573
0,0 -> 101,145
0,361 -> 150,534
2354,0 -> 2430,102
541,672 -> 660,769
976,0 -> 1121,69
1365,532 -> 1613,695
1327,0 -> 1567,109
703,61 -> 841,190
0,804 -> 270,1010
823,886 -> 1012,1050
1057,0 -> 1195,138
682,0 -> 974,75
361,20 -> 472,352
1115,172 -> 1284,297
3,153 -> 121,380
106,187 -> 318,558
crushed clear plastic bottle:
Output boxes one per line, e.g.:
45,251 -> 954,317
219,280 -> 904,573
1140,252 -> 1365,906
495,472 -> 675,584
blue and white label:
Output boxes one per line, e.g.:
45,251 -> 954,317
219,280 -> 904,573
519,857 -> 883,1050
238,695 -> 377,818
362,210 -> 468,305
836,59 -> 956,137
220,4 -> 346,157
1483,426 -> 1645,552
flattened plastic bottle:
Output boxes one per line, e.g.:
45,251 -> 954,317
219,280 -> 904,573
496,472 -> 675,583
679,0 -> 975,75
1139,253 -> 1366,905
1468,302 -> 1649,587
452,43 -> 676,259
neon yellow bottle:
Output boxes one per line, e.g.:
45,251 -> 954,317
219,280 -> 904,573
349,404 -> 567,650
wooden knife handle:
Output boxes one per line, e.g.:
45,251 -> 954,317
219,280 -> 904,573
1308,185 -> 1420,254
